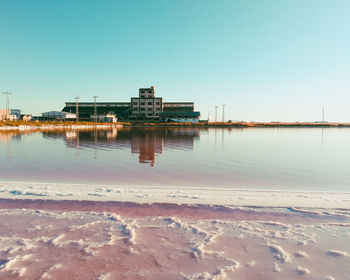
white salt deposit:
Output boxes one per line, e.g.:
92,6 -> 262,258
245,260 -> 256,267
273,262 -> 281,272
322,276 -> 335,280
266,243 -> 292,263
326,250 -> 349,257
295,266 -> 310,275
294,251 -> 308,258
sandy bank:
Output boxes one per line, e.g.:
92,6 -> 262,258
0,182 -> 349,209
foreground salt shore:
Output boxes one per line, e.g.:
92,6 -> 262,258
0,182 -> 349,280
0,199 -> 349,280
1,182 -> 350,209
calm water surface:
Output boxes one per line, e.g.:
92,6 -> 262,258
1,127 -> 350,191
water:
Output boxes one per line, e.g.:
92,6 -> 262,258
1,127 -> 350,191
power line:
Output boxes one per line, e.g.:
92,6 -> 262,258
75,96 -> 79,122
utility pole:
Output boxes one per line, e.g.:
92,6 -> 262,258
322,107 -> 325,122
93,96 -> 98,123
3,91 -> 12,119
215,106 -> 218,122
75,96 -> 79,122
222,104 -> 226,122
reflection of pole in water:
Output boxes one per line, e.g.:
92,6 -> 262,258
75,130 -> 80,156
222,128 -> 224,146
215,128 -> 217,145
93,128 -> 98,159
7,134 -> 12,161
321,128 -> 324,146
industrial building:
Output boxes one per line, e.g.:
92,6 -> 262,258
61,86 -> 200,122
10,109 -> 21,120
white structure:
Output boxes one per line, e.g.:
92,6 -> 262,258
0,109 -> 18,121
94,113 -> 117,123
22,115 -> 32,122
0,109 -> 7,121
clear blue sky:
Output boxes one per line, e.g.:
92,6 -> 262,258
1,0 -> 349,121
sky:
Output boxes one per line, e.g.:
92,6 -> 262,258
0,0 -> 349,122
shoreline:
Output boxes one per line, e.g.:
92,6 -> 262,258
1,182 -> 349,209
1,122 -> 350,131
0,123 -> 122,131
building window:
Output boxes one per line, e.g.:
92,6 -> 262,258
141,102 -> 145,105
133,102 -> 138,105
148,102 -> 153,105
140,108 -> 145,111
147,108 -> 153,111
156,102 -> 160,105
140,90 -> 145,93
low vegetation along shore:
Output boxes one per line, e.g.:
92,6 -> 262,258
1,120 -> 350,130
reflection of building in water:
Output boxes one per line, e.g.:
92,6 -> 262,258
130,128 -> 200,166
131,131 -> 163,166
43,128 -> 200,166
0,132 -> 24,161
106,128 -> 118,139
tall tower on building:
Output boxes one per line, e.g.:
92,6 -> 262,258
130,86 -> 163,119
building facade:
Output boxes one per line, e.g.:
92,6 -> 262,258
42,111 -> 76,121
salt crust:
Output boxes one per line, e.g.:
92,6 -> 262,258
0,208 -> 349,279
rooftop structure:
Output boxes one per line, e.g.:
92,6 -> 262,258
62,102 -> 130,120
